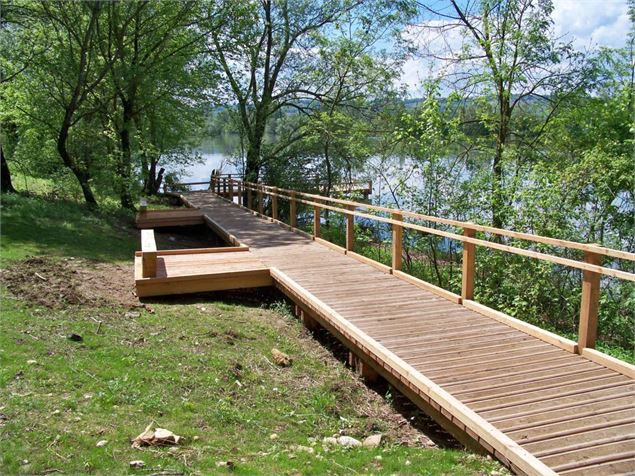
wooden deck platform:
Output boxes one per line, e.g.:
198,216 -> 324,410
134,191 -> 635,475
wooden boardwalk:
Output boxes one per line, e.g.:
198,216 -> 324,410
136,191 -> 635,475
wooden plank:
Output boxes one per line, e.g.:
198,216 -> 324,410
525,422 -> 635,455
392,270 -> 462,303
545,441 -> 635,473
392,212 -> 402,271
346,251 -> 392,274
497,397 -> 635,433
156,246 -> 249,256
459,368 -> 615,404
578,248 -> 602,351
462,299 -> 578,353
313,200 -> 320,237
472,377 -> 632,413
346,205 -> 355,251
444,361 -> 601,395
136,269 -> 273,297
141,229 -> 157,278
461,226 -> 476,300
314,237 -> 346,254
271,192 -> 278,220
559,456 -> 635,476
582,347 -> 635,379
289,192 -> 297,227
482,385 -> 635,421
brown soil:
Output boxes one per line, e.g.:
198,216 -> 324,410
1,256 -> 140,310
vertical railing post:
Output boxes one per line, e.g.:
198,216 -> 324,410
346,205 -> 355,252
578,248 -> 602,351
236,181 -> 242,206
271,188 -> 278,221
258,185 -> 264,215
392,212 -> 402,271
313,199 -> 321,238
223,176 -> 227,195
217,176 -> 221,194
461,225 -> 476,301
290,191 -> 297,228
247,185 -> 253,210
228,176 -> 234,203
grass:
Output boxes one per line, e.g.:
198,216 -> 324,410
0,190 -> 504,475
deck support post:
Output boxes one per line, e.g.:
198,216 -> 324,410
391,212 -> 402,271
247,186 -> 253,210
461,226 -> 476,301
346,205 -> 355,252
348,352 -> 380,383
258,186 -> 264,215
272,189 -> 278,220
578,248 -> 602,351
313,200 -> 321,238
290,192 -> 297,228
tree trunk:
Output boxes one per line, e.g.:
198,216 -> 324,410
57,126 -> 97,206
245,140 -> 261,183
1,146 -> 16,193
118,100 -> 135,209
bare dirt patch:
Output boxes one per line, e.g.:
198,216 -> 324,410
1,256 -> 139,310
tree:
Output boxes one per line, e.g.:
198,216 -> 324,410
204,0 -> 413,182
413,0 -> 585,228
2,1 -> 117,205
101,0 -> 210,208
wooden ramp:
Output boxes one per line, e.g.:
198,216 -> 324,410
136,191 -> 635,475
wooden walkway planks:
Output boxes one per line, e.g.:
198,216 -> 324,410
170,192 -> 635,475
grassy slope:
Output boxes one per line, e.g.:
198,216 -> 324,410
0,192 -> 504,475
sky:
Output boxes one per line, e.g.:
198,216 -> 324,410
400,0 -> 632,95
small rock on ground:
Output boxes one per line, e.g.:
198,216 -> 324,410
337,436 -> 362,447
363,434 -> 382,448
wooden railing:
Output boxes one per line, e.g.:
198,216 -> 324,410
141,229 -> 157,278
202,176 -> 635,355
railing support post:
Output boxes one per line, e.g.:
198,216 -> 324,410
258,186 -> 264,215
236,181 -> 242,206
247,186 -> 253,210
223,177 -> 227,195
392,212 -> 402,271
272,188 -> 278,220
461,226 -> 476,301
578,249 -> 602,351
290,191 -> 297,228
141,229 -> 157,278
313,200 -> 321,238
228,176 -> 234,203
346,205 -> 355,252
217,177 -> 221,194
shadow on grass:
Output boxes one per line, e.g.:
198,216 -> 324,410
1,193 -> 138,263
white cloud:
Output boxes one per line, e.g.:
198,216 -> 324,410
552,0 -> 630,50
400,0 -> 631,95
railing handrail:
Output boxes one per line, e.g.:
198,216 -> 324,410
234,180 -> 635,282
205,176 -> 633,352
234,179 -> 634,263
